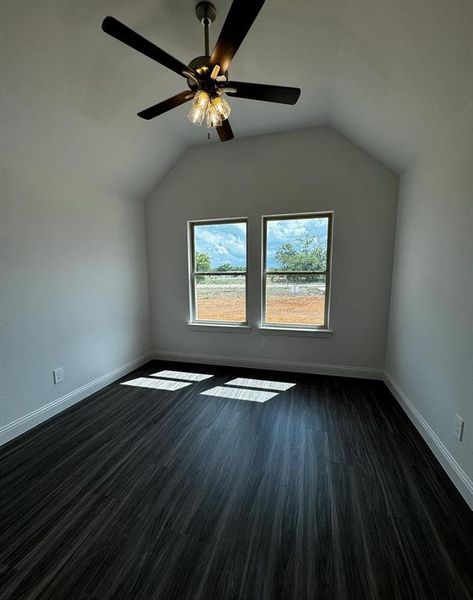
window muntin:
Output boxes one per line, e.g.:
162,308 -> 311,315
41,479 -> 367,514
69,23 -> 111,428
189,219 -> 247,324
262,214 -> 332,329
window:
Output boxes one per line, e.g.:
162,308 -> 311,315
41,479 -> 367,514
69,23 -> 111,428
189,219 -> 248,324
262,213 -> 333,329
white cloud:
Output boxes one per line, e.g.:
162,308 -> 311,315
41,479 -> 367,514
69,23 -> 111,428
267,218 -> 327,242
194,223 -> 247,267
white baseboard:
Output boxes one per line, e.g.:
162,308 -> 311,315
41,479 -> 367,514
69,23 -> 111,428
0,353 -> 152,447
384,371 -> 473,510
153,349 -> 383,380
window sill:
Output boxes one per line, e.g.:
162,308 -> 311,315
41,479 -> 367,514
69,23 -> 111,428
187,322 -> 253,333
258,326 -> 333,338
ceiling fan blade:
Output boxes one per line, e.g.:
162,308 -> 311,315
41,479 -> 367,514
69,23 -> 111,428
216,119 -> 234,142
209,0 -> 265,74
138,91 -> 195,120
224,81 -> 301,105
102,16 -> 198,81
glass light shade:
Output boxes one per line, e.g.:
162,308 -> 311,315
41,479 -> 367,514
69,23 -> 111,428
187,90 -> 210,127
205,103 -> 222,128
211,95 -> 231,121
186,90 -> 231,129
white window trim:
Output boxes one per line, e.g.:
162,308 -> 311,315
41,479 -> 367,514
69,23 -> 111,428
188,217 -> 249,326
257,326 -> 333,338
261,211 -> 334,331
187,323 -> 253,333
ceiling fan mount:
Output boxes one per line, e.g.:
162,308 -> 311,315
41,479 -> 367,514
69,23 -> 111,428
195,1 -> 217,27
101,0 -> 301,142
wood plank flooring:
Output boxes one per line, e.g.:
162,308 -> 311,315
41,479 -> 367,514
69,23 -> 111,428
0,361 -> 472,600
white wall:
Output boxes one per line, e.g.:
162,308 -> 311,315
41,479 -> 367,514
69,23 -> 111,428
146,126 -> 399,376
0,148 -> 151,443
386,105 -> 473,508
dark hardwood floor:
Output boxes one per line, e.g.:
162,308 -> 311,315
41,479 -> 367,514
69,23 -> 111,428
0,361 -> 472,600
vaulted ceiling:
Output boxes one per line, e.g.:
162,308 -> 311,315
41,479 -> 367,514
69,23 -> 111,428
3,0 -> 473,198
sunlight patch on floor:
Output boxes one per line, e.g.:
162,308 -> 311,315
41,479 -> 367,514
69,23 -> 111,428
225,378 -> 295,391
121,377 -> 192,391
200,386 -> 278,403
151,370 -> 214,382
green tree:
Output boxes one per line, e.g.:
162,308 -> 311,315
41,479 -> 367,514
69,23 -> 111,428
274,235 -> 326,282
215,263 -> 245,272
195,251 -> 211,272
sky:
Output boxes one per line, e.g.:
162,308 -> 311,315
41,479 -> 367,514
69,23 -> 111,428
194,218 -> 328,269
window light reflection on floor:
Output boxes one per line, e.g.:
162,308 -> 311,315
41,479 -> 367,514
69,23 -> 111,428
225,378 -> 295,391
121,377 -> 192,391
151,370 -> 214,382
200,386 -> 278,403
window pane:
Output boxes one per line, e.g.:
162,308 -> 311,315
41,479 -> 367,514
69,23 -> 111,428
266,217 -> 328,272
194,222 -> 247,272
195,274 -> 246,322
265,274 -> 326,326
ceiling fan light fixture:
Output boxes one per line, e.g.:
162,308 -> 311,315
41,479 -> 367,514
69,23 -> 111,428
205,102 -> 223,128
211,94 -> 231,121
187,90 -> 210,126
187,89 -> 231,129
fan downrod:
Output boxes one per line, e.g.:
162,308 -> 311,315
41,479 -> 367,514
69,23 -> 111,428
195,2 -> 216,57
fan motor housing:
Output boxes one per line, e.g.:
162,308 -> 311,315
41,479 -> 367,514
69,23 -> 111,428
187,55 -> 228,93
187,55 -> 209,90
188,55 -> 210,73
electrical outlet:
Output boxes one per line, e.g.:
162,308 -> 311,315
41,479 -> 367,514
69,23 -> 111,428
53,367 -> 65,385
261,338 -> 268,349
453,414 -> 464,442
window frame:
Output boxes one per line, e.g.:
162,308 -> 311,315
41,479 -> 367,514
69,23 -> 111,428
188,217 -> 249,326
261,212 -> 334,330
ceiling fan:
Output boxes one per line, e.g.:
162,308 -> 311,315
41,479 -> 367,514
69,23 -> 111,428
102,0 -> 301,142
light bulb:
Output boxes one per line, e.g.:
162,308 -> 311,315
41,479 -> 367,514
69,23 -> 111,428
187,90 -> 210,127
211,95 -> 231,121
205,103 -> 222,128
194,90 -> 210,109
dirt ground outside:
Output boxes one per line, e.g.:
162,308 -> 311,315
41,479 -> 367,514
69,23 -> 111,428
196,295 -> 325,325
